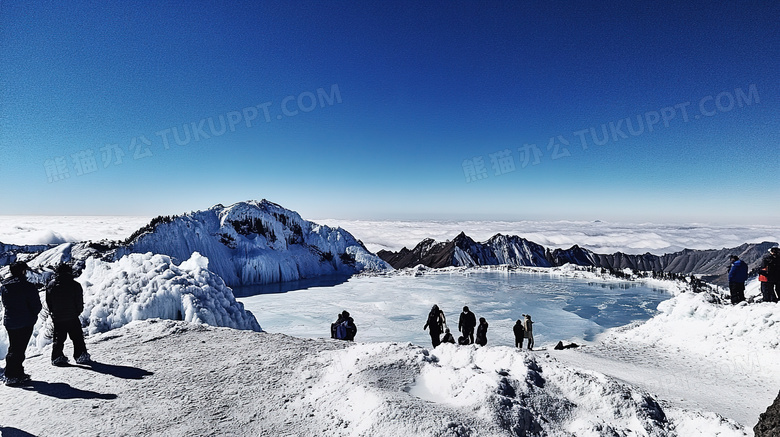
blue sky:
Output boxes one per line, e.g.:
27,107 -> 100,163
0,1 -> 777,224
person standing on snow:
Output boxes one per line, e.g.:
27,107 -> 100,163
727,255 -> 748,304
759,247 -> 780,303
0,262 -> 42,385
475,317 -> 489,346
522,314 -> 534,350
458,306 -> 477,345
47,263 -> 90,365
513,319 -> 525,349
423,304 -> 446,348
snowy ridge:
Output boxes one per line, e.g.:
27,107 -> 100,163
116,200 -> 391,286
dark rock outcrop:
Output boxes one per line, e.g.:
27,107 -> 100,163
378,233 -> 776,284
755,390 -> 780,437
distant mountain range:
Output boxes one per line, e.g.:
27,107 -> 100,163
377,232 -> 776,285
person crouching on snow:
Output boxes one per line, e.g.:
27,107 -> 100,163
46,263 -> 90,365
441,328 -> 456,344
0,262 -> 42,385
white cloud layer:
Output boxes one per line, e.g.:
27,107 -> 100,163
0,216 -> 778,255
314,219 -> 780,255
0,216 -> 152,245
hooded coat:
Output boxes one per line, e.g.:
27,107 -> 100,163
46,272 -> 84,323
1,276 -> 42,330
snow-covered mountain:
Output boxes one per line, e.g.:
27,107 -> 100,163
378,233 -> 776,284
115,200 -> 390,286
2,200 -> 391,287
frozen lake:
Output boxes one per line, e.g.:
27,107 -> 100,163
236,270 -> 671,348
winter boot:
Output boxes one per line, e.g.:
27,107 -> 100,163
75,352 -> 91,364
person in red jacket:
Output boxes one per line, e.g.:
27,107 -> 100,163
46,263 -> 90,365
759,247 -> 780,303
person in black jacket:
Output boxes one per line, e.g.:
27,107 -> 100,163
0,262 -> 42,385
513,319 -> 525,349
475,317 -> 488,346
458,306 -> 477,345
423,305 -> 445,348
441,328 -> 455,344
47,263 -> 90,365
759,248 -> 780,303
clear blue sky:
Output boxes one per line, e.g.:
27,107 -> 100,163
1,1 -> 778,224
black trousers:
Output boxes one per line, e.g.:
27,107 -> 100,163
462,328 -> 474,345
728,282 -> 746,304
429,331 -> 441,348
51,318 -> 87,360
761,282 -> 779,303
5,325 -> 34,378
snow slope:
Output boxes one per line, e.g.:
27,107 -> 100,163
116,200 -> 391,286
552,278 -> 780,431
0,252 -> 260,358
0,319 -> 747,436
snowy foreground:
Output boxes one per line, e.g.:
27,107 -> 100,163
0,246 -> 778,434
0,319 -> 748,436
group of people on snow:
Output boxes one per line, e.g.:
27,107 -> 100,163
330,310 -> 357,341
0,262 -> 91,386
424,304 -> 534,350
728,247 -> 780,304
332,304 -> 536,351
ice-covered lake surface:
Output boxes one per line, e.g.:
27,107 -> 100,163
236,270 -> 671,347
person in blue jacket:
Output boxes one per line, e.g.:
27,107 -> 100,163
727,255 -> 748,304
0,262 -> 42,385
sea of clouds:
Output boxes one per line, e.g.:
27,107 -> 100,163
0,216 -> 778,256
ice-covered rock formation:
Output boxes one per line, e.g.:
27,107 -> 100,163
78,252 -> 261,334
113,200 -> 391,286
0,251 -> 260,358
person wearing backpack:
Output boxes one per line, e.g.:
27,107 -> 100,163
47,263 -> 90,365
0,262 -> 42,385
330,313 -> 343,339
458,306 -> 477,345
513,319 -> 525,349
423,304 -> 446,348
475,317 -> 488,346
522,314 -> 534,350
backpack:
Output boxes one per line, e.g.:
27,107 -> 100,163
335,320 -> 349,340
